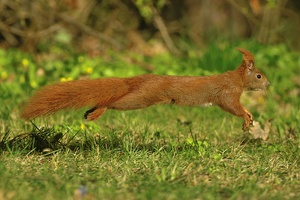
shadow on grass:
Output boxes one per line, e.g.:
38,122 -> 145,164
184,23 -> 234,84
0,125 -> 184,154
0,127 -> 64,153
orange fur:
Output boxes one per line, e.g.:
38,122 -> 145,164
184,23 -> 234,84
21,48 -> 269,131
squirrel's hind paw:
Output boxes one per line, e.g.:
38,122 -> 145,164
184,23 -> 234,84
84,107 -> 107,121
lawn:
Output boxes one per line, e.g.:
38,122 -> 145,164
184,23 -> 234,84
0,42 -> 300,199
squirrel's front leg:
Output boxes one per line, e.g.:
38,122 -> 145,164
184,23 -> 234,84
219,101 -> 253,131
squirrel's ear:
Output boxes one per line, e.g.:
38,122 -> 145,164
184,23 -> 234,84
236,48 -> 255,74
247,61 -> 254,75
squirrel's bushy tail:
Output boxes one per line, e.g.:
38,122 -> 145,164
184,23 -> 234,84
21,78 -> 129,120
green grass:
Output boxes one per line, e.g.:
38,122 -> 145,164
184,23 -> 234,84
0,41 -> 300,199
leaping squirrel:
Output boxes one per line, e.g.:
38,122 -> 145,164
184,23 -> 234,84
21,48 -> 270,131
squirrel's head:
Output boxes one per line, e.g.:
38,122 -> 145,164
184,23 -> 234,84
236,48 -> 270,91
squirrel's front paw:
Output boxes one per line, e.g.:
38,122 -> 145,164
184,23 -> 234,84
242,122 -> 250,132
247,112 -> 253,126
242,112 -> 253,131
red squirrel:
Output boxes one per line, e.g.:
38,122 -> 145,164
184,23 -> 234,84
21,48 -> 269,131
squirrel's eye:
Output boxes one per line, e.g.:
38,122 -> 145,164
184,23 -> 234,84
257,74 -> 262,79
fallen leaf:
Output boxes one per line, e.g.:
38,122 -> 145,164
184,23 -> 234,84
249,120 -> 271,140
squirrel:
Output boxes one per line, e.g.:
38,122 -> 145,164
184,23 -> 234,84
21,48 -> 270,131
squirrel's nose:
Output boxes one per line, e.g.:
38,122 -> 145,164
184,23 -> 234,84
265,80 -> 270,88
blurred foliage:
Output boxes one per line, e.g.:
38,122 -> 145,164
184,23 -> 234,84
134,0 -> 167,22
0,0 -> 299,55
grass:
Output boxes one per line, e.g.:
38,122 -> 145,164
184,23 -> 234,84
0,41 -> 300,199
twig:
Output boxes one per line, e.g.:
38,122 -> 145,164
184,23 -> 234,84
152,7 -> 180,55
56,13 -> 122,50
0,22 -> 61,38
257,0 -> 287,44
226,0 -> 260,25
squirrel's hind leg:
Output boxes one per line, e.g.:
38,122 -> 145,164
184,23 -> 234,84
84,107 -> 107,121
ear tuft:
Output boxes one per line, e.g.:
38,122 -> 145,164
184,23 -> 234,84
236,48 -> 255,63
